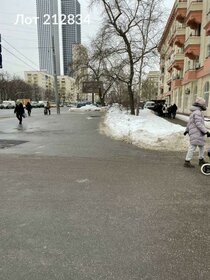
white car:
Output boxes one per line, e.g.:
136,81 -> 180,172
2,100 -> 16,109
143,101 -> 155,110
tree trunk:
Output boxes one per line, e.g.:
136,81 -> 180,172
136,95 -> 140,116
128,84 -> 135,115
101,96 -> 105,106
98,87 -> 105,106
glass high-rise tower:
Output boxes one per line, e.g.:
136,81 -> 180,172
61,0 -> 81,75
36,0 -> 81,76
36,0 -> 61,75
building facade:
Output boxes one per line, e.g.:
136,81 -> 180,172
61,0 -> 81,76
142,71 -> 160,101
25,71 -> 76,103
158,0 -> 210,116
36,0 -> 81,76
72,43 -> 89,100
36,0 -> 61,75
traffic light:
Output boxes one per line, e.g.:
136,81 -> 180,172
0,34 -> 2,68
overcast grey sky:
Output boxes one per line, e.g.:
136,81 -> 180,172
0,0 -> 174,78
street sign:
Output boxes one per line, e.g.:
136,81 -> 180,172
82,81 -> 103,93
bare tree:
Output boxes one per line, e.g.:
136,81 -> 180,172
0,72 -> 10,101
0,72 -> 34,101
88,30 -> 118,106
106,80 -> 129,107
141,77 -> 158,101
72,31 -> 117,106
72,44 -> 90,101
90,0 -> 164,115
44,89 -> 53,101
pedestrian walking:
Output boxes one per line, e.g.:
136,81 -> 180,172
26,101 -> 32,116
162,103 -> 168,117
14,102 -> 25,125
44,101 -> 51,115
170,103 -> 178,119
184,97 -> 210,168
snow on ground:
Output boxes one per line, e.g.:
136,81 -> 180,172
69,104 -> 106,112
100,104 -> 189,151
69,103 -> 210,152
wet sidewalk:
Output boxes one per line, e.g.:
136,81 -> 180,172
165,115 -> 187,127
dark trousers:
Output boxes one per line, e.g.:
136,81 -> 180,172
16,114 -> 22,124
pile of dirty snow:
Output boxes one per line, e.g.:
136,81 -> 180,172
101,104 -> 188,151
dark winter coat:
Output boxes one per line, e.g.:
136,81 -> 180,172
14,103 -> 25,116
26,102 -> 32,111
170,104 -> 177,114
186,106 -> 208,146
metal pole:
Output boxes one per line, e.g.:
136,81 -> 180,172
92,92 -> 94,104
52,36 -> 60,114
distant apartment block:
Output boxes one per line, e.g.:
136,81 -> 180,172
141,71 -> 160,101
25,71 -> 76,103
158,0 -> 210,115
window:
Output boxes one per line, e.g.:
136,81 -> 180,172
204,81 -> 209,107
193,86 -> 197,102
178,88 -> 182,108
207,44 -> 210,58
204,81 -> 209,92
184,93 -> 189,110
187,60 -> 191,71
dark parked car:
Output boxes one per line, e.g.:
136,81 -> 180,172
76,101 -> 92,108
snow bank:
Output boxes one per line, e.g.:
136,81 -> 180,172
101,104 -> 189,151
69,104 -> 107,112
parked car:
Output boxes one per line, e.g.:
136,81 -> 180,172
76,101 -> 92,108
1,101 -> 16,109
143,101 -> 156,110
38,101 -> 46,108
30,101 -> 38,108
50,102 -> 57,108
66,103 -> 77,108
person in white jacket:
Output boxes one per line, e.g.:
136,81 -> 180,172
184,97 -> 210,168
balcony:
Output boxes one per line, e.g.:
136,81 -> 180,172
184,35 -> 201,59
172,53 -> 185,70
196,57 -> 210,79
167,62 -> 173,73
172,77 -> 183,89
182,69 -> 197,84
167,77 -> 172,85
175,0 -> 187,23
204,11 -> 210,36
160,59 -> 165,67
186,0 -> 203,29
165,91 -> 172,97
174,27 -> 186,47
168,32 -> 175,47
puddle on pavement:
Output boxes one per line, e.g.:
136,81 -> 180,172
0,139 -> 28,149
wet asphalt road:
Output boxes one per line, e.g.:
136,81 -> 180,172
0,108 -> 210,280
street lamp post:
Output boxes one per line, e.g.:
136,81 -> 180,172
52,35 -> 60,115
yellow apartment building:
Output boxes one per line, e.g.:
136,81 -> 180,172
158,0 -> 210,116
25,71 -> 76,103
